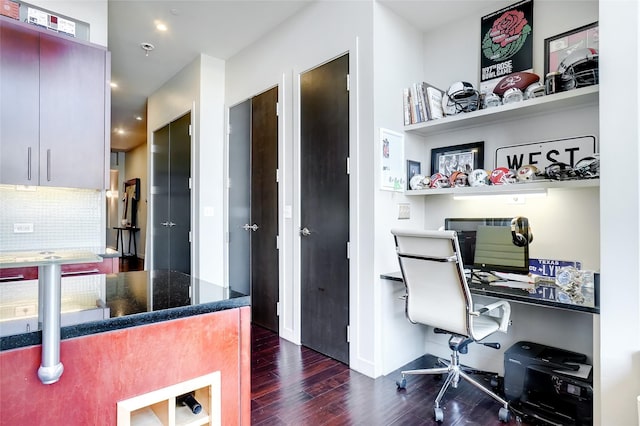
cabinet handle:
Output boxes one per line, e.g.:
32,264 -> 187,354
47,149 -> 51,181
0,274 -> 25,282
27,147 -> 32,181
61,269 -> 100,276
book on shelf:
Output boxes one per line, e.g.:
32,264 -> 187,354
402,82 -> 444,125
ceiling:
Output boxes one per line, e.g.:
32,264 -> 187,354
108,0 -> 314,152
108,0 -> 506,152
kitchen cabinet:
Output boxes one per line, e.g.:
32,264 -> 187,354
0,16 -> 109,189
0,257 -> 118,282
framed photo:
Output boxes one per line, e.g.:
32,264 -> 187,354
406,160 -> 421,190
544,22 -> 599,75
431,142 -> 484,176
379,128 -> 405,191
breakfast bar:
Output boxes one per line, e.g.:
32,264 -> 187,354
0,269 -> 250,425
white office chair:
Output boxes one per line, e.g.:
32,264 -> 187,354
391,229 -> 512,423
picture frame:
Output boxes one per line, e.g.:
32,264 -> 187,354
406,160 -> 421,190
430,142 -> 484,176
379,128 -> 405,192
544,22 -> 599,76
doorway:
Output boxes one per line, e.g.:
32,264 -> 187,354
151,112 -> 192,273
228,87 -> 279,332
300,54 -> 350,364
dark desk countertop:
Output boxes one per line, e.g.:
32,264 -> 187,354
381,271 -> 599,314
1,270 -> 249,351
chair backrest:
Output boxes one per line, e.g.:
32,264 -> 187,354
391,229 -> 473,337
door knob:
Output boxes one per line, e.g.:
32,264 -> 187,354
161,221 -> 169,227
300,227 -> 311,236
168,222 -> 176,227
242,223 -> 259,232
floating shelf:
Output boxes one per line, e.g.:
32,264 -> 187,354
404,178 -> 599,196
404,85 -> 599,137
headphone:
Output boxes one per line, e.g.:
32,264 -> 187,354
511,216 -> 533,247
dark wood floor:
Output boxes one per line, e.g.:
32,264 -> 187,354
251,325 -> 531,426
119,256 -> 144,272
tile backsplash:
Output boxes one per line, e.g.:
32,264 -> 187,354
0,185 -> 105,252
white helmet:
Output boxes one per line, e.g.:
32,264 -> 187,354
468,169 -> 489,186
442,81 -> 480,115
516,165 -> 540,181
409,174 -> 430,190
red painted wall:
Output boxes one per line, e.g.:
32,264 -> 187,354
0,306 -> 251,425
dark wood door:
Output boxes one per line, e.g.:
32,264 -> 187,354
250,87 -> 279,332
300,54 -> 350,364
152,112 -> 191,273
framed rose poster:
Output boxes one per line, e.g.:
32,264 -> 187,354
480,0 -> 534,94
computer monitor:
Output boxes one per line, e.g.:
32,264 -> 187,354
444,217 -> 513,269
473,225 -> 529,274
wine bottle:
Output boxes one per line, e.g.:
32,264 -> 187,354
177,392 -> 202,415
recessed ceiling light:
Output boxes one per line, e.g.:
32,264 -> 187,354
117,128 -> 125,135
110,82 -> 118,88
155,21 -> 168,32
140,42 -> 155,57
135,116 -> 143,121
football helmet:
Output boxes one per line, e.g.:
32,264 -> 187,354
524,82 -> 545,99
449,171 -> 468,187
545,162 -> 574,180
516,165 -> 540,181
409,174 -> 430,190
502,87 -> 524,104
429,173 -> 450,188
468,169 -> 489,187
574,155 -> 600,178
558,47 -> 599,91
490,167 -> 517,185
442,81 -> 480,115
483,92 -> 502,109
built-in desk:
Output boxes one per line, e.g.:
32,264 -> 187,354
379,271 -> 598,378
380,271 -> 599,314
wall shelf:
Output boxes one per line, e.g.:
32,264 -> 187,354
117,372 -> 221,426
404,85 -> 599,137
404,178 -> 599,196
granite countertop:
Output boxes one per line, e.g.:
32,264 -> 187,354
1,270 -> 249,351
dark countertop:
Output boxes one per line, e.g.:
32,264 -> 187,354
1,270 -> 249,351
381,271 -> 599,314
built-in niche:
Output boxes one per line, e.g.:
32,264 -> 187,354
122,178 -> 140,228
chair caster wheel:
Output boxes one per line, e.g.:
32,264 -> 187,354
498,407 -> 511,422
434,407 -> 444,422
396,378 -> 406,390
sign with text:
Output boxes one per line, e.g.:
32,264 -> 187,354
495,135 -> 597,170
480,0 -> 534,93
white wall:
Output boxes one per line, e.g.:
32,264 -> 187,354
147,54 -> 226,283
599,0 -> 640,424
27,0 -> 108,46
225,0 -> 376,375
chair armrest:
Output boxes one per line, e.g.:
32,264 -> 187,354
475,300 -> 511,332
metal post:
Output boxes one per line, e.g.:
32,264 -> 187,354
37,264 -> 64,384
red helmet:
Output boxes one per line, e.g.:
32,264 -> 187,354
490,167 -> 516,185
429,173 -> 450,189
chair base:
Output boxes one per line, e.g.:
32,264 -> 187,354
396,340 -> 511,423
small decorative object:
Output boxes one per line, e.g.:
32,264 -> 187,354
430,141 -> 484,176
544,22 -> 599,76
406,160 -> 421,190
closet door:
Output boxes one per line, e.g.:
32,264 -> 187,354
152,112 -> 191,273
250,87 -> 279,332
300,54 -> 350,364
